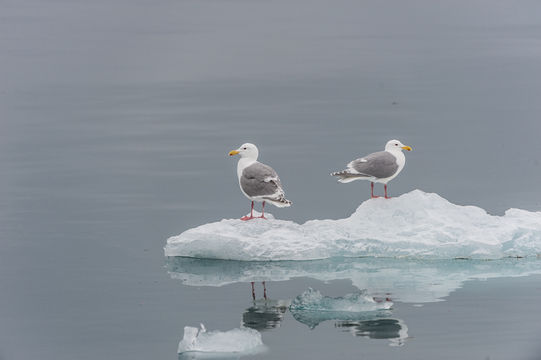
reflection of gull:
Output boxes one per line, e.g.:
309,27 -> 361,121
250,281 -> 267,301
243,279 -> 290,331
165,257 -> 541,303
336,318 -> 409,347
331,139 -> 412,198
242,299 -> 289,331
228,143 -> 291,220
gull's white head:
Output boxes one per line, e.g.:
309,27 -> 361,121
385,139 -> 412,152
228,143 -> 259,160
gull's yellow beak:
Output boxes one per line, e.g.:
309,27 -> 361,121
229,150 -> 240,156
402,145 -> 412,151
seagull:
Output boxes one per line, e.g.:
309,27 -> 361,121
229,143 -> 292,220
331,139 -> 412,199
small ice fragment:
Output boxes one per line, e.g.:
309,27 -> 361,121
177,324 -> 266,355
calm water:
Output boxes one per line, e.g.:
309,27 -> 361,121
1,0 -> 541,359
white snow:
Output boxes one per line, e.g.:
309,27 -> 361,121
177,324 -> 265,355
165,190 -> 541,261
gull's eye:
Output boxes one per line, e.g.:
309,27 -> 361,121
395,143 -> 399,146
243,147 -> 247,150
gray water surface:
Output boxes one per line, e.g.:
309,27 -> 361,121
1,0 -> 541,359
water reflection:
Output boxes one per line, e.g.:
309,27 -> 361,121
290,307 -> 393,329
287,286 -> 407,345
168,256 -> 541,354
250,281 -> 267,301
242,299 -> 289,331
166,256 -> 541,303
242,281 -> 289,331
336,318 -> 409,347
179,352 -> 245,360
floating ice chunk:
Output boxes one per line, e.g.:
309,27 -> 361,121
165,190 -> 541,260
289,288 -> 392,328
177,324 -> 265,356
166,257 -> 541,303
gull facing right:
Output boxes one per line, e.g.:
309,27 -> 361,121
331,139 -> 412,199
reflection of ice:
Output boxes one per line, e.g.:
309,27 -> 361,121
177,324 -> 266,357
165,190 -> 541,260
242,299 -> 289,331
288,288 -> 407,346
289,288 -> 392,329
166,257 -> 541,303
291,288 -> 392,312
336,318 -> 409,347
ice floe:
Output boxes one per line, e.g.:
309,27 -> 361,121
166,257 -> 541,303
165,190 -> 541,261
177,324 -> 266,356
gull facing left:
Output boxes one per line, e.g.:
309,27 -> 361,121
229,143 -> 292,220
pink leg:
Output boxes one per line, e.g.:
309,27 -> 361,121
259,201 -> 267,219
262,281 -> 267,300
251,281 -> 255,300
371,182 -> 379,198
384,184 -> 391,199
241,201 -> 255,221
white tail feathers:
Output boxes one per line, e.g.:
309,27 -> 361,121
264,195 -> 292,207
331,170 -> 364,183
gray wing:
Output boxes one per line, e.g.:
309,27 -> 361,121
240,162 -> 284,197
348,151 -> 398,179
